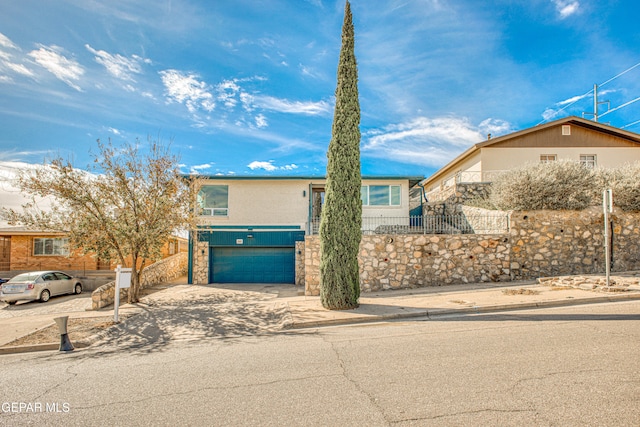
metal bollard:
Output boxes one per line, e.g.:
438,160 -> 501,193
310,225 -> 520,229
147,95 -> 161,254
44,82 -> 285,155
53,316 -> 75,352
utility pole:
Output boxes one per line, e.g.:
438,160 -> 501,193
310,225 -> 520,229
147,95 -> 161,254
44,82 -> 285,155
583,84 -> 610,122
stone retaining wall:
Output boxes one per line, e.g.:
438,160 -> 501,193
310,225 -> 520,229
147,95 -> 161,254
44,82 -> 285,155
91,252 -> 188,310
305,233 -> 510,295
303,207 -> 640,296
424,183 -> 492,215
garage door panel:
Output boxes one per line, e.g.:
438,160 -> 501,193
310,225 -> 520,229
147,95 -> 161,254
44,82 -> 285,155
211,247 -> 295,284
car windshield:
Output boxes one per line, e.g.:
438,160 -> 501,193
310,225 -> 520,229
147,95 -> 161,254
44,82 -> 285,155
8,272 -> 42,282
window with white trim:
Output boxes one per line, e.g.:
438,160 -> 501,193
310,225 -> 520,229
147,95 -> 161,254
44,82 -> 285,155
580,155 -> 597,168
540,154 -> 557,163
34,238 -> 69,256
361,185 -> 401,206
198,185 -> 229,216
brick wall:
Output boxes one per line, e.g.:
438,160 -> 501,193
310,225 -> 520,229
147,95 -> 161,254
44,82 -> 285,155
8,235 -> 100,271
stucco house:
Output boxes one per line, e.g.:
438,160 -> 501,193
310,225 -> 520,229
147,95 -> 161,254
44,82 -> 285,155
421,116 -> 640,202
189,176 -> 423,285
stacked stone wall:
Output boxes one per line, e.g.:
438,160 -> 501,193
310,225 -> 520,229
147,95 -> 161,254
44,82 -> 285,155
303,208 -> 640,296
295,241 -> 305,287
304,233 -> 509,296
91,252 -> 188,310
424,183 -> 492,215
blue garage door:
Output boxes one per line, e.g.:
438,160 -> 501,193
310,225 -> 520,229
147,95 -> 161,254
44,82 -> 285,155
210,247 -> 295,283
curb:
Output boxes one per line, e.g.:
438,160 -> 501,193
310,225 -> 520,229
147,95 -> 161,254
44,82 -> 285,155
287,293 -> 640,329
0,341 -> 90,355
0,313 -> 139,355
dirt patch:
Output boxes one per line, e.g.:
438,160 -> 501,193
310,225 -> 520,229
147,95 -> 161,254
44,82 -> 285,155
0,316 -> 131,348
502,288 -> 540,296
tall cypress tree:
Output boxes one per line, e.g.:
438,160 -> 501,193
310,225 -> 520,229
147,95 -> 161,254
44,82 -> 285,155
319,0 -> 362,310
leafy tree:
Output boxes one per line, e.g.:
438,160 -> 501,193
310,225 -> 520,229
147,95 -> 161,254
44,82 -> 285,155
2,139 -> 193,303
319,0 -> 362,310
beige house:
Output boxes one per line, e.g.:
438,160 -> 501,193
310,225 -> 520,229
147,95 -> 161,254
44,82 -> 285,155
189,176 -> 423,285
421,116 -> 640,201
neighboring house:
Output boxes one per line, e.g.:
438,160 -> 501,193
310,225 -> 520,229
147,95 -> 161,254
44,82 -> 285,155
0,227 -> 187,274
189,176 -> 423,285
421,116 -> 640,202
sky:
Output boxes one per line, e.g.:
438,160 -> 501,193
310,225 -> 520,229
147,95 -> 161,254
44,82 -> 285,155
1,0 -> 640,183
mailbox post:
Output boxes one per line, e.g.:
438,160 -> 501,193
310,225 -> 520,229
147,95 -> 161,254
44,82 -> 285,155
114,265 -> 132,323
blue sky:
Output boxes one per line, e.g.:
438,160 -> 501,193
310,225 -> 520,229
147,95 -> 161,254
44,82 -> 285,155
1,0 -> 640,179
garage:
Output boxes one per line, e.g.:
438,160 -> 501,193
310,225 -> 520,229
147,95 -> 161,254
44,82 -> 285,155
210,247 -> 295,283
196,229 -> 305,284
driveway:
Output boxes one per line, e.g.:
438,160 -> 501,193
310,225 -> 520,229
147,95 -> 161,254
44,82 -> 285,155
86,282 -> 301,354
0,292 -> 92,319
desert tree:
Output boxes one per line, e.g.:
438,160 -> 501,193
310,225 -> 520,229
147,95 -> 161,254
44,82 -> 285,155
488,160 -> 598,210
319,0 -> 362,310
2,139 -> 193,303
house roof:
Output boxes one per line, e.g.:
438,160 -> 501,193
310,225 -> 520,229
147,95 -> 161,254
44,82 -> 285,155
420,116 -> 640,188
0,227 -> 66,236
186,175 -> 425,187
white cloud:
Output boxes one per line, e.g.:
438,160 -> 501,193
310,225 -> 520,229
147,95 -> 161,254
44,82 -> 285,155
247,160 -> 298,172
363,116 -> 514,167
255,114 -> 268,128
552,0 -> 580,19
159,69 -> 215,113
0,161 -> 59,226
216,79 -> 241,108
28,45 -> 84,91
5,61 -> 33,77
85,45 -> 144,81
188,163 -> 213,174
252,95 -> 331,115
0,33 -> 18,50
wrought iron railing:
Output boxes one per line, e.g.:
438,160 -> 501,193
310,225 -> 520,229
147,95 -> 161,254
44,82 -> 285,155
311,214 -> 509,235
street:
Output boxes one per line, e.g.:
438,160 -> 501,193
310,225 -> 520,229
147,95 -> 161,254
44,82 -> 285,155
1,301 -> 639,426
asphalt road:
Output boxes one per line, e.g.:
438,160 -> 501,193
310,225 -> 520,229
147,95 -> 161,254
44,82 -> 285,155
1,301 -> 639,426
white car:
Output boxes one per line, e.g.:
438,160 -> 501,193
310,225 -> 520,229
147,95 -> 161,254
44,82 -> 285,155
0,271 -> 82,305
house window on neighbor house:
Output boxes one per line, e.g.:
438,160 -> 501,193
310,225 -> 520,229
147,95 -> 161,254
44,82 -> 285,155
540,154 -> 557,163
33,238 -> 69,256
197,185 -> 229,216
580,155 -> 597,169
361,185 -> 401,206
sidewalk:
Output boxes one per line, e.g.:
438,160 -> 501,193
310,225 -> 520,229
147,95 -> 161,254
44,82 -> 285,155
1,274 -> 639,354
286,276 -> 640,328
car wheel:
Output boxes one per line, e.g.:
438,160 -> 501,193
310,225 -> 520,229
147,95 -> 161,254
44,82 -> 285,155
74,283 -> 82,294
39,289 -> 51,303
7,301 -> 16,305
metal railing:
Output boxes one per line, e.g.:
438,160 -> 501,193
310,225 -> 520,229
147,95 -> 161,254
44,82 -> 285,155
311,214 -> 509,235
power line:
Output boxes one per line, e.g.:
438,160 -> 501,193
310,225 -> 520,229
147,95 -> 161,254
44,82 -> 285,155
600,60 -> 640,86
539,60 -> 640,125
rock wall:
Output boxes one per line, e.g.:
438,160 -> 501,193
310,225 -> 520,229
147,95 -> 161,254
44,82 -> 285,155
424,183 -> 492,215
303,207 -> 640,296
91,252 -> 188,310
295,241 -> 305,287
304,233 -> 510,295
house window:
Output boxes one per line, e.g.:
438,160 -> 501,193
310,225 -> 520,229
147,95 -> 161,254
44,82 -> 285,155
540,155 -> 557,163
562,125 -> 571,136
361,185 -> 401,206
198,185 -> 229,216
34,238 -> 69,256
580,155 -> 597,168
